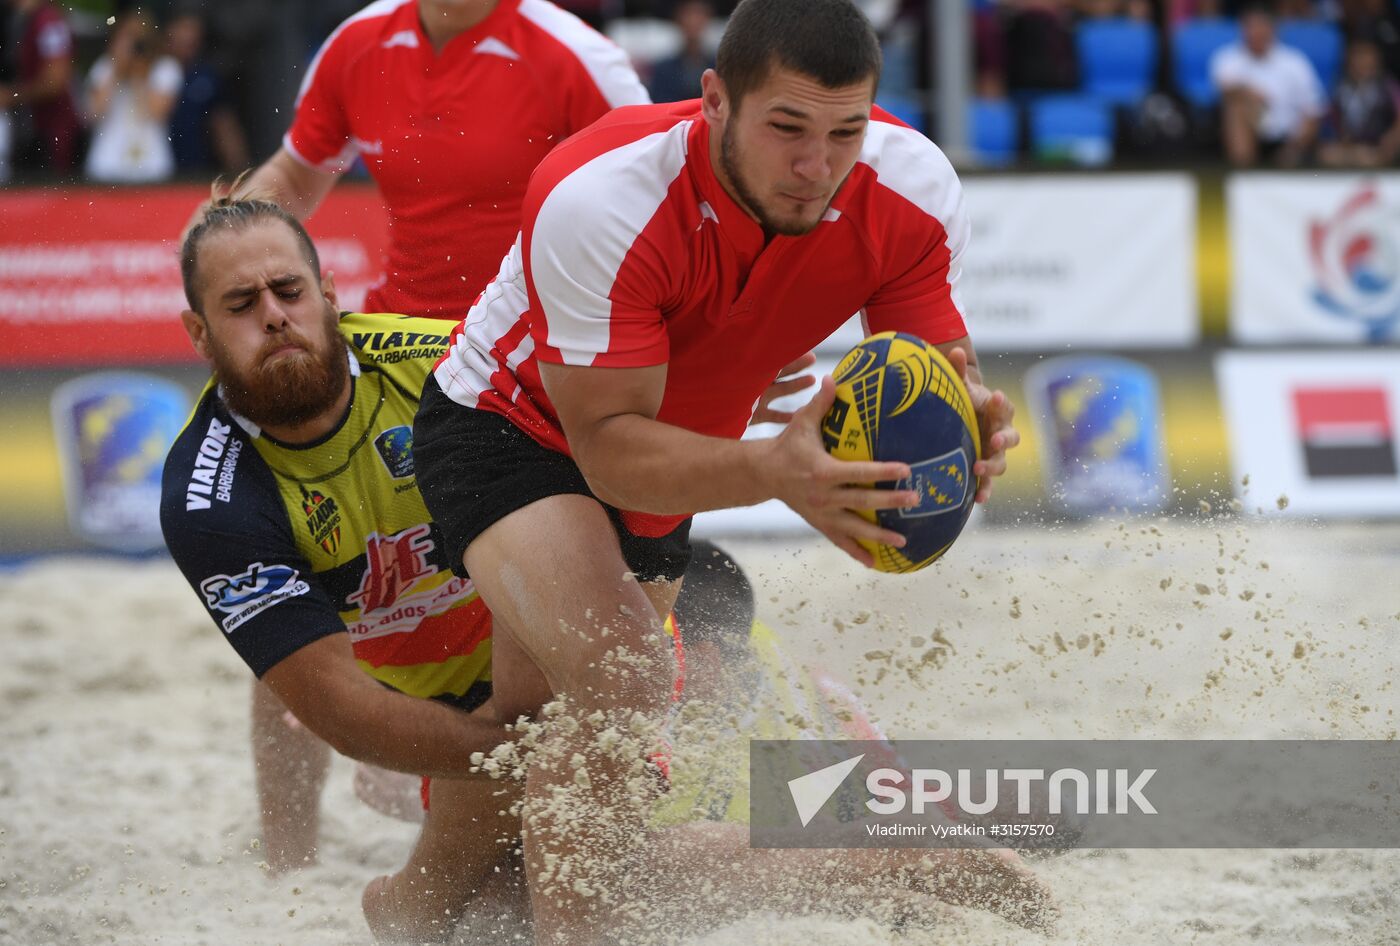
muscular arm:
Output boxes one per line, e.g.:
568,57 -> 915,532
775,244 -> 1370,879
260,632 -> 510,779
540,361 -> 914,566
239,147 -> 337,220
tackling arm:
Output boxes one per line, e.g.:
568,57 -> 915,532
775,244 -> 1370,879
259,633 -> 511,779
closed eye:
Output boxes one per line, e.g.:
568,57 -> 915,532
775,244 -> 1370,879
770,122 -> 801,135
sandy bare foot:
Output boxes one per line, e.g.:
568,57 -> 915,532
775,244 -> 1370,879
363,873 -> 456,945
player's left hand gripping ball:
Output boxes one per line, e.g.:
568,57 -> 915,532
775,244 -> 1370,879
821,332 -> 995,573
940,344 -> 1019,505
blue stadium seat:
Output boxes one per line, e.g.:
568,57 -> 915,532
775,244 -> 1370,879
1077,19 -> 1159,105
971,98 -> 1020,166
1278,20 -> 1343,91
1173,18 -> 1241,107
1029,95 -> 1114,165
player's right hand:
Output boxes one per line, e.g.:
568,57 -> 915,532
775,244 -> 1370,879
756,376 -> 918,568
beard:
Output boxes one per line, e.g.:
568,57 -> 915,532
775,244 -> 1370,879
720,121 -> 832,238
210,302 -> 350,431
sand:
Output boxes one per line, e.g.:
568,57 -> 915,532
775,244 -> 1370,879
1,516 -> 1397,945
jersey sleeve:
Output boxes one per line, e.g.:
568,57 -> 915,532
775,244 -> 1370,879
283,22 -> 356,173
518,0 -> 650,134
523,165 -> 670,368
150,57 -> 183,97
559,37 -> 650,133
160,410 -> 347,678
1210,47 -> 1244,91
862,127 -> 971,345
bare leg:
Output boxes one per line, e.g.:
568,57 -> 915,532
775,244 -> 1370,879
362,774 -> 523,944
250,679 -> 331,874
464,494 -> 681,946
1221,89 -> 1264,167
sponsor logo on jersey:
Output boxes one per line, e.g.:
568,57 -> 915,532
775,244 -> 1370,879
186,417 -> 238,511
300,485 -> 343,555
381,29 -> 419,50
374,425 -> 415,479
349,523 -> 437,614
350,330 -> 451,353
200,562 -> 310,633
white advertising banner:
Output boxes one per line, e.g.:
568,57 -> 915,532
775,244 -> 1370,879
1216,351 -> 1400,517
954,174 -> 1198,351
1228,173 -> 1400,344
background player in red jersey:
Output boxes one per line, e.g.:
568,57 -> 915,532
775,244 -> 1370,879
414,0 -> 1021,940
234,0 -> 649,318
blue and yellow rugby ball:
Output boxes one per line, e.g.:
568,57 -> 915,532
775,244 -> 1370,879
821,332 -> 981,573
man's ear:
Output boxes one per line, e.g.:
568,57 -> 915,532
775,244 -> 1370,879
181,309 -> 212,361
700,69 -> 728,127
321,270 -> 339,311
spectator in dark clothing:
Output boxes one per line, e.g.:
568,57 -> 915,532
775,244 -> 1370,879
1,0 -> 82,173
166,13 -> 249,174
1318,38 -> 1400,166
1340,0 -> 1400,81
647,0 -> 714,102
1003,0 -> 1079,94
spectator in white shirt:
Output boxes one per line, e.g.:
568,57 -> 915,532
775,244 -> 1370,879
84,13 -> 183,183
1210,4 -> 1327,166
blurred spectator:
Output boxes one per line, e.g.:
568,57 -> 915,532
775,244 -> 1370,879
2,0 -> 83,174
647,0 -> 714,102
166,13 -> 249,174
1003,0 -> 1080,94
1318,38 -> 1400,164
1340,0 -> 1400,79
1076,0 -> 1153,19
1211,4 -> 1326,165
84,12 -> 182,182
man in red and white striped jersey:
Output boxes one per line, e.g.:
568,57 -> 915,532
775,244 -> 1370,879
236,0 -> 649,319
413,0 -> 1020,938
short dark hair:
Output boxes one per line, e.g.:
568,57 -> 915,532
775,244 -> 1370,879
716,0 -> 881,109
180,173 -> 321,314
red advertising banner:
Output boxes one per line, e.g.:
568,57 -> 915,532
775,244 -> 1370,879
0,185 -> 391,366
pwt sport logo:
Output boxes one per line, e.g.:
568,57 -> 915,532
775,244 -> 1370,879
199,562 -> 310,633
1310,182 -> 1400,342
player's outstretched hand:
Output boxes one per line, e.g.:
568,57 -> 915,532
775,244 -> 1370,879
944,346 -> 1019,505
757,376 -> 918,568
751,350 -> 818,425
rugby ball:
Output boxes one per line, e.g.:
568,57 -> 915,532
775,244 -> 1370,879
821,332 -> 981,573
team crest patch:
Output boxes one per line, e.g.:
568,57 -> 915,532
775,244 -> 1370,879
300,485 -> 342,555
375,425 -> 415,479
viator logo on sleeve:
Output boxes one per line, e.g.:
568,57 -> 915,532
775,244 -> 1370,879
199,563 -> 311,633
185,418 -> 237,511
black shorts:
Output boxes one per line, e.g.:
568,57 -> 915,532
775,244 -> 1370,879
413,374 -> 693,584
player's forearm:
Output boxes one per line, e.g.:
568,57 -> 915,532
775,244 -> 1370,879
244,148 -> 335,220
573,412 -> 777,515
320,689 -> 511,779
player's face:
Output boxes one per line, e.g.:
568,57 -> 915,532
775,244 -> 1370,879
711,66 -> 874,237
186,221 -> 348,431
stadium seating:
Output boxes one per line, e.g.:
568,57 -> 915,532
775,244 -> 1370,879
1173,18 -> 1241,107
1077,18 -> 1159,106
1029,95 -> 1114,165
876,93 -> 927,134
1278,20 -> 1343,91
971,97 -> 1020,166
